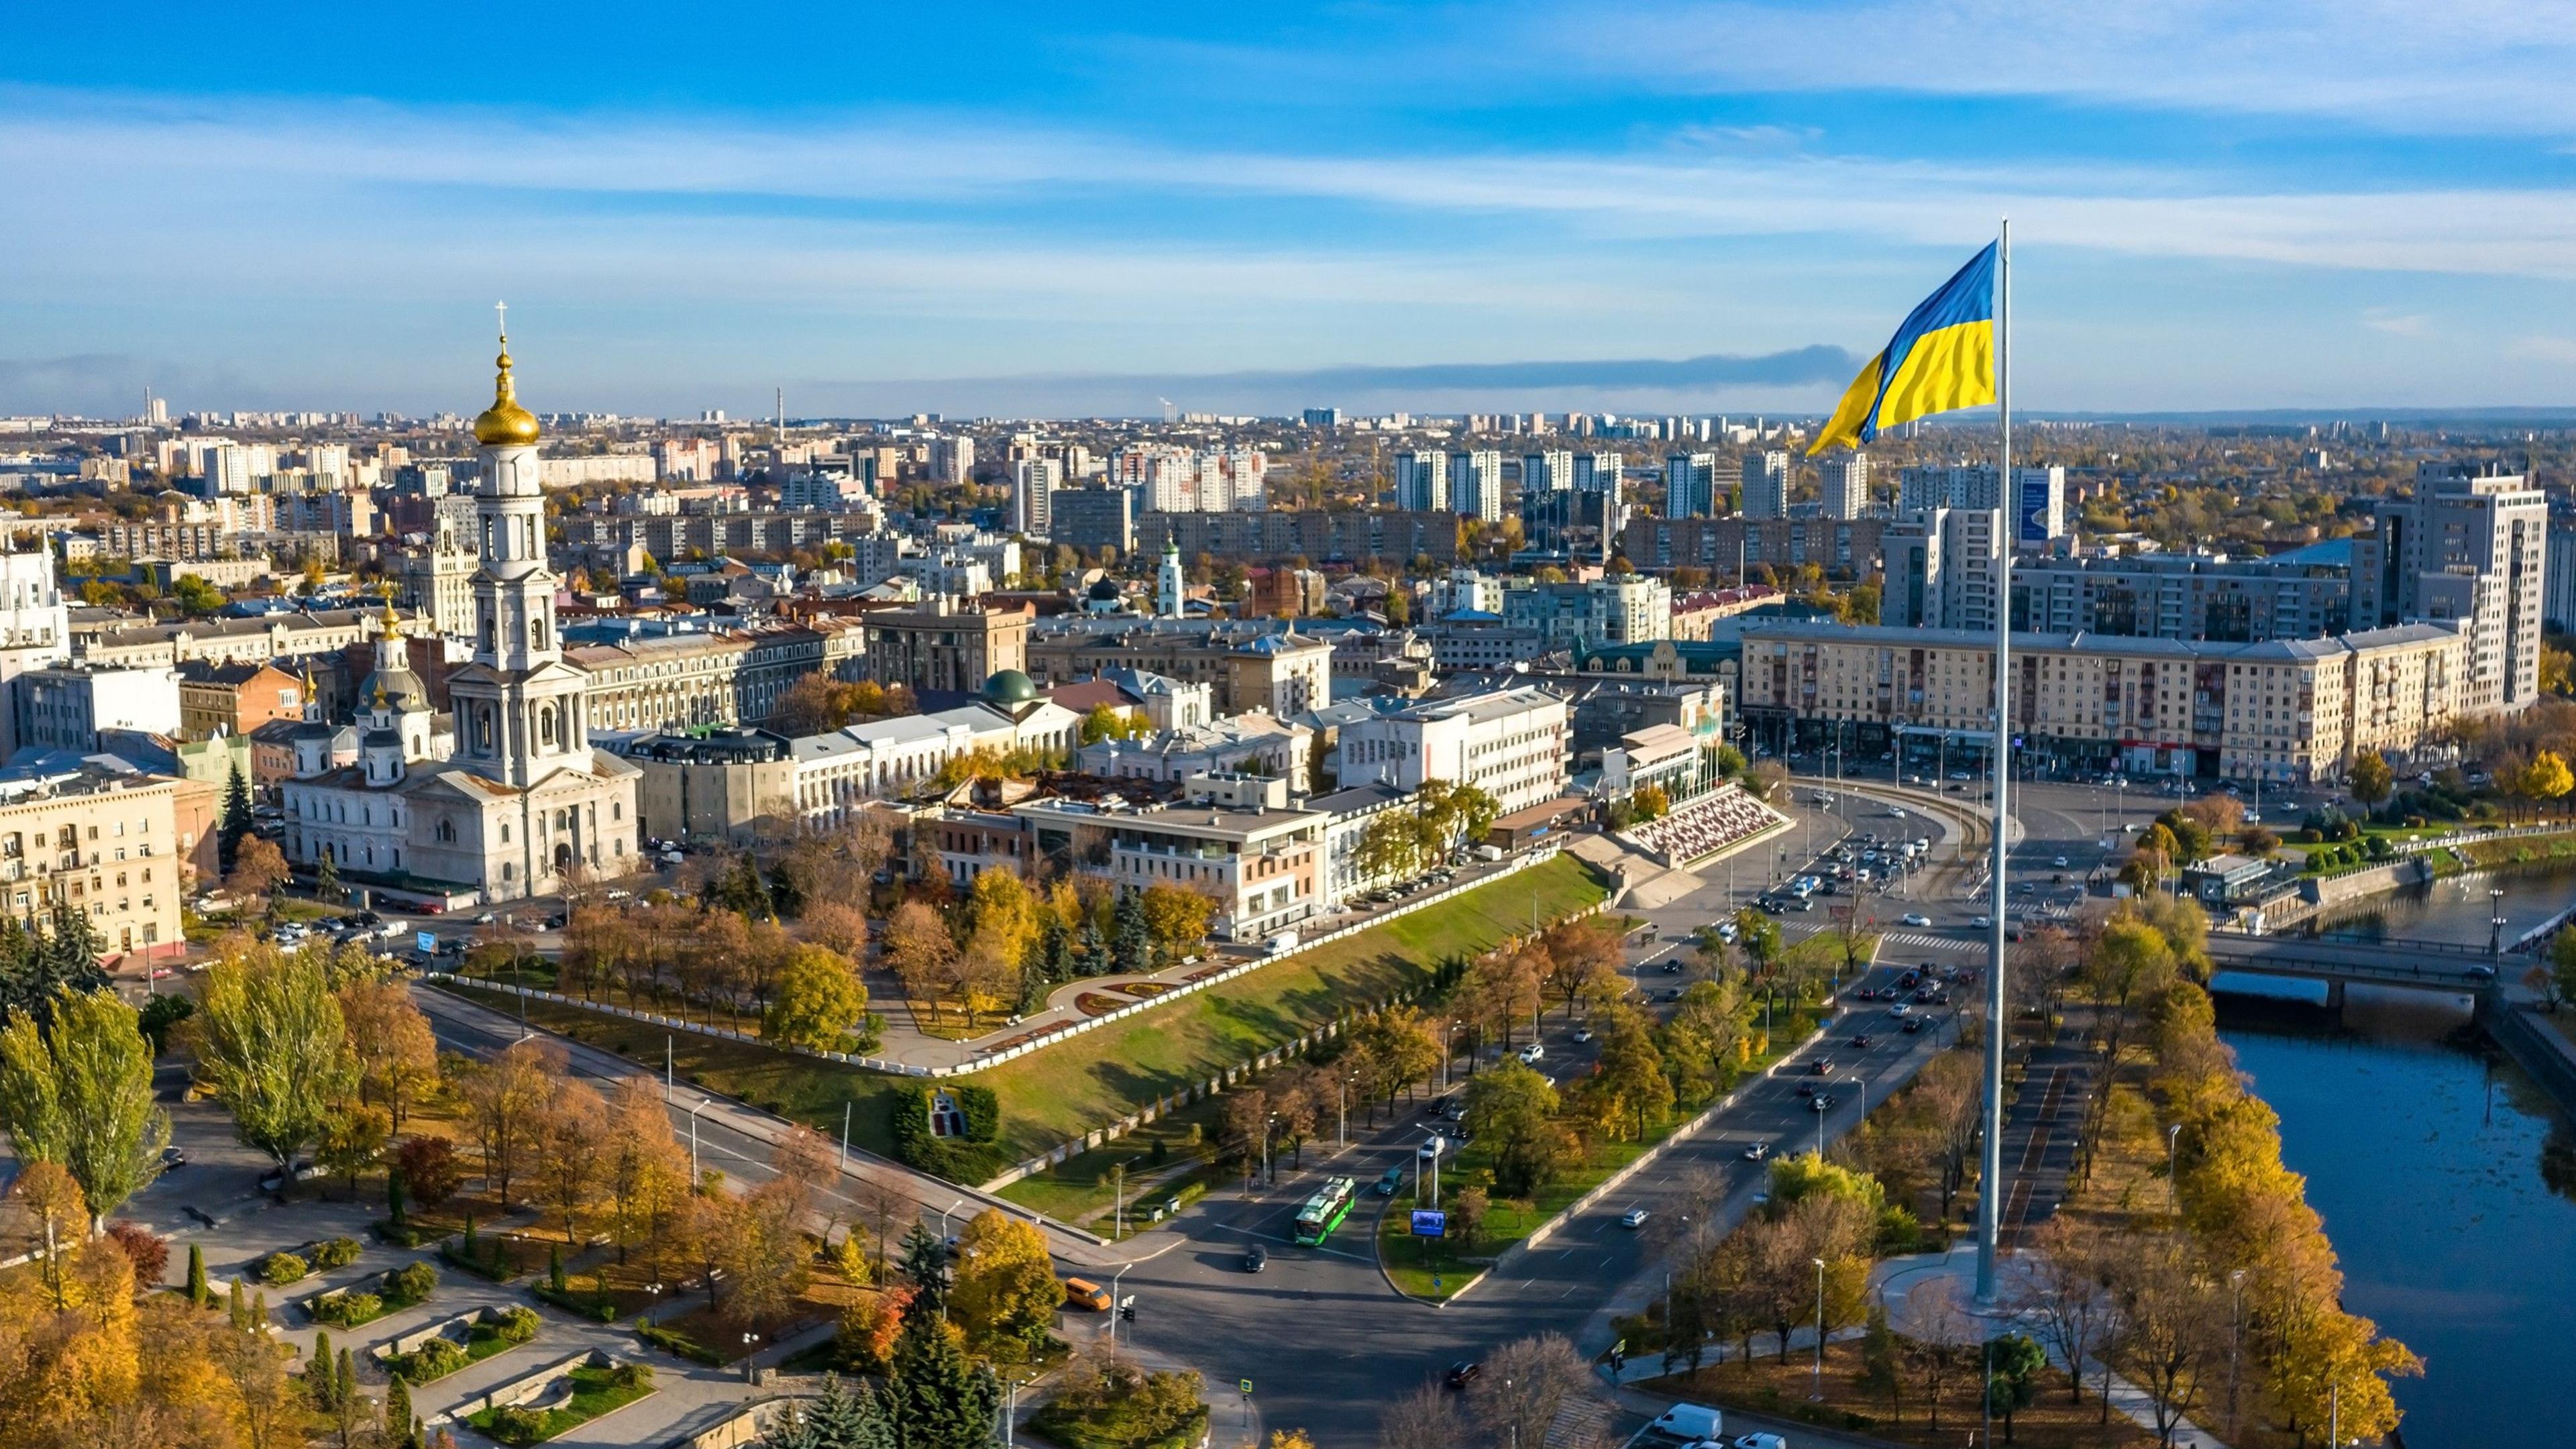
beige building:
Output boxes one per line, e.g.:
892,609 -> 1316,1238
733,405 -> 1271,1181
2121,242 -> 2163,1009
862,600 -> 1032,696
1016,772 -> 1324,943
72,607 -> 421,669
0,767 -> 186,960
1734,620 -> 2469,784
571,633 -> 756,734
398,538 -> 478,639
1026,624 -> 1332,718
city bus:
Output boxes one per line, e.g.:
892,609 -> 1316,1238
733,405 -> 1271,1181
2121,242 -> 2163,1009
1292,1177 -> 1359,1244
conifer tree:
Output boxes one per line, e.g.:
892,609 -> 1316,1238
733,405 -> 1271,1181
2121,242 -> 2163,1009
221,762 -> 254,874
385,1375 -> 417,1449
186,1241 -> 209,1306
884,1287 -> 1000,1449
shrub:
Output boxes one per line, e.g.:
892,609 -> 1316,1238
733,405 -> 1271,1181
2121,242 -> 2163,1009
105,1222 -> 168,1286
487,1405 -> 549,1444
312,1236 -> 364,1271
260,1252 -> 309,1287
531,1282 -> 619,1323
405,1336 -> 468,1381
318,1291 -> 382,1326
392,1136 -> 462,1208
490,1305 -> 541,1344
387,1260 -> 438,1303
607,1362 -> 654,1391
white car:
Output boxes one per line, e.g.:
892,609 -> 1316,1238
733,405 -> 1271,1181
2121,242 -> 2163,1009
1900,913 -> 1932,928
1572,1027 -> 1594,1044
1519,1044 -> 1546,1065
1731,1434 -> 1791,1449
1741,1140 -> 1771,1162
1888,1003 -> 1913,1017
1970,914 -> 1992,930
1619,1208 -> 1651,1230
2051,855 -> 2069,867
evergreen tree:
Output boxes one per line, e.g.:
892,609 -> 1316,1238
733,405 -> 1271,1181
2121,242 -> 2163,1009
384,1374 -> 417,1449
0,914 -> 34,1022
309,1329 -> 338,1408
897,1219 -> 953,1309
884,1289 -> 1000,1449
186,1242 -> 209,1306
808,1374 -> 896,1449
1074,919 -> 1105,979
1110,890 -> 1150,976
317,851 -> 342,903
28,906 -> 108,1014
220,762 -> 254,874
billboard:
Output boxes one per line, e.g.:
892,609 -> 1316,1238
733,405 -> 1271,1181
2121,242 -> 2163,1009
2017,469 -> 2059,545
1410,1210 -> 1447,1238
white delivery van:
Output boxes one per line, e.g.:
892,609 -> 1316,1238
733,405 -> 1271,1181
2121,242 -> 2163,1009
1266,930 -> 1299,955
1647,1404 -> 1722,1442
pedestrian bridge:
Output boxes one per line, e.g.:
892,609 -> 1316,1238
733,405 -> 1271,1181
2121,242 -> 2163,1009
2204,932 -> 2500,996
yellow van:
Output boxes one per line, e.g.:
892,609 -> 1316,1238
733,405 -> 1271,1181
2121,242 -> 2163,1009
1063,1277 -> 1112,1311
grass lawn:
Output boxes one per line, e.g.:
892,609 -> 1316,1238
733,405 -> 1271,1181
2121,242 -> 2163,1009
443,853 -> 1609,1188
1651,1338 -> 2156,1449
379,1313 -> 537,1383
466,1364 -> 656,1446
1378,1007 -> 1825,1301
974,853 -> 1609,1162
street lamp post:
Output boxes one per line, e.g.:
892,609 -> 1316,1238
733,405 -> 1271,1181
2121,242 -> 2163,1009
2490,887 -> 2507,961
1809,1256 -> 1827,1400
2167,1124 -> 2184,1216
2228,1268 -> 2247,1439
938,1196 -> 963,1237
686,1099 -> 710,1183
1109,1263 -> 1128,1357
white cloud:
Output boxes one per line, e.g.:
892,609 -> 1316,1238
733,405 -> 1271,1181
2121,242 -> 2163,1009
1540,0 -> 2576,138
2361,310 -> 2432,337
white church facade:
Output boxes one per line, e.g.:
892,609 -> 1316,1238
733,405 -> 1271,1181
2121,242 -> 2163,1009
282,329 -> 642,904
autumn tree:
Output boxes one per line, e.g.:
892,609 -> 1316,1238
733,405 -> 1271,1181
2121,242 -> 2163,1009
884,901 -> 958,1024
532,1077 -> 610,1244
188,940 -> 356,1175
765,944 -> 873,1052
450,1037 -> 561,1207
337,977 -> 439,1132
0,986 -> 169,1226
2347,750 -> 2394,808
949,1208 -> 1065,1351
225,835 -> 290,902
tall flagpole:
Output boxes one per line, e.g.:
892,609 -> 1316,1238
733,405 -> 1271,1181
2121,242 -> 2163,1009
1975,216 -> 2012,1306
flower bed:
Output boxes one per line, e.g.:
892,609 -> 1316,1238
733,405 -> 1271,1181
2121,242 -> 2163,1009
378,1305 -> 540,1383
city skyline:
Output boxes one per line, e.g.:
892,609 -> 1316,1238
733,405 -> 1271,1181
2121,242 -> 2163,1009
11,3 -> 2576,418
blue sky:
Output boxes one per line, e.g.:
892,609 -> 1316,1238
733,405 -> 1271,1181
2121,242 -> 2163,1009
11,1 -> 2576,419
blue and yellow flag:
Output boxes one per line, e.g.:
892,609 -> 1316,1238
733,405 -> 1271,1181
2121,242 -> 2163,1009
1807,243 -> 1997,455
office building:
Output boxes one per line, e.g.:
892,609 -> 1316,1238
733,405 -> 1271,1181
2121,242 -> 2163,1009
1049,486 -> 1136,558
1338,686 -> 1571,814
861,598 -> 1034,696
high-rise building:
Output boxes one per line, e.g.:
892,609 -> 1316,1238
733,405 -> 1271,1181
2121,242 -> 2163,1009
2544,500 -> 2576,634
1301,407 -> 1343,428
931,435 -> 975,486
1664,452 -> 1718,519
1739,449 -> 1789,521
1521,449 -> 1574,497
1392,452 -> 1449,513
1882,507 -> 2000,632
1010,457 -> 1062,537
1049,486 -> 1135,557
1898,463 -> 2000,515
1449,449 -> 1503,522
1819,453 -> 1871,520
2354,462 -> 2548,714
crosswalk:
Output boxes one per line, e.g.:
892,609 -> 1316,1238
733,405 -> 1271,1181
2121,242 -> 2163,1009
1878,930 -> 1984,957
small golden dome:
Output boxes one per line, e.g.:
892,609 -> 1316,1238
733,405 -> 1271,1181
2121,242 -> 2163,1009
473,336 -> 541,447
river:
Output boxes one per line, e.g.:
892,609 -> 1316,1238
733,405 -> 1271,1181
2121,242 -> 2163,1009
2210,859 -> 2576,1448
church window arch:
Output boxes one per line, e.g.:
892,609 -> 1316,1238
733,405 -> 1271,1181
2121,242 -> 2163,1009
435,818 -> 455,844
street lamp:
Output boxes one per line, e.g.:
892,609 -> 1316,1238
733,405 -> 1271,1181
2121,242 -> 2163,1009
1809,1256 -> 1827,1401
2489,887 -> 2507,961
938,1196 -> 963,1237
2227,1268 -> 2247,1439
1108,1264 -> 1128,1357
2167,1124 -> 2184,1216
686,1099 -> 710,1183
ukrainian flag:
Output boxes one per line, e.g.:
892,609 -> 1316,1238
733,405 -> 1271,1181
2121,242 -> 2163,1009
1807,242 -> 1998,455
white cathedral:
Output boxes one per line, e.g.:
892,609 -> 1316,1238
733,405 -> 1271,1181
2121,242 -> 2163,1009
281,331 -> 641,903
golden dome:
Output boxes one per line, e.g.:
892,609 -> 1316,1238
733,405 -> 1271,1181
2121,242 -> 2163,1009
472,335 -> 541,447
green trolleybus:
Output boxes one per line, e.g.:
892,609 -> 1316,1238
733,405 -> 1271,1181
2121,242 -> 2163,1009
1292,1176 -> 1358,1244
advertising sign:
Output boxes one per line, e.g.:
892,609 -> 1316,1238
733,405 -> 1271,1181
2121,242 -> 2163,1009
1411,1210 -> 1447,1238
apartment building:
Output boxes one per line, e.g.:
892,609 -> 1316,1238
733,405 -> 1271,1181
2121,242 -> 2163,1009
1026,623 -> 1331,718
2353,461 -> 2548,715
1502,576 -> 1674,650
1733,619 -> 2469,784
1136,509 -> 1461,567
1337,686 -> 1570,813
2010,553 -> 2352,642
1619,516 -> 1890,581
0,767 -> 187,959
175,659 -> 303,743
